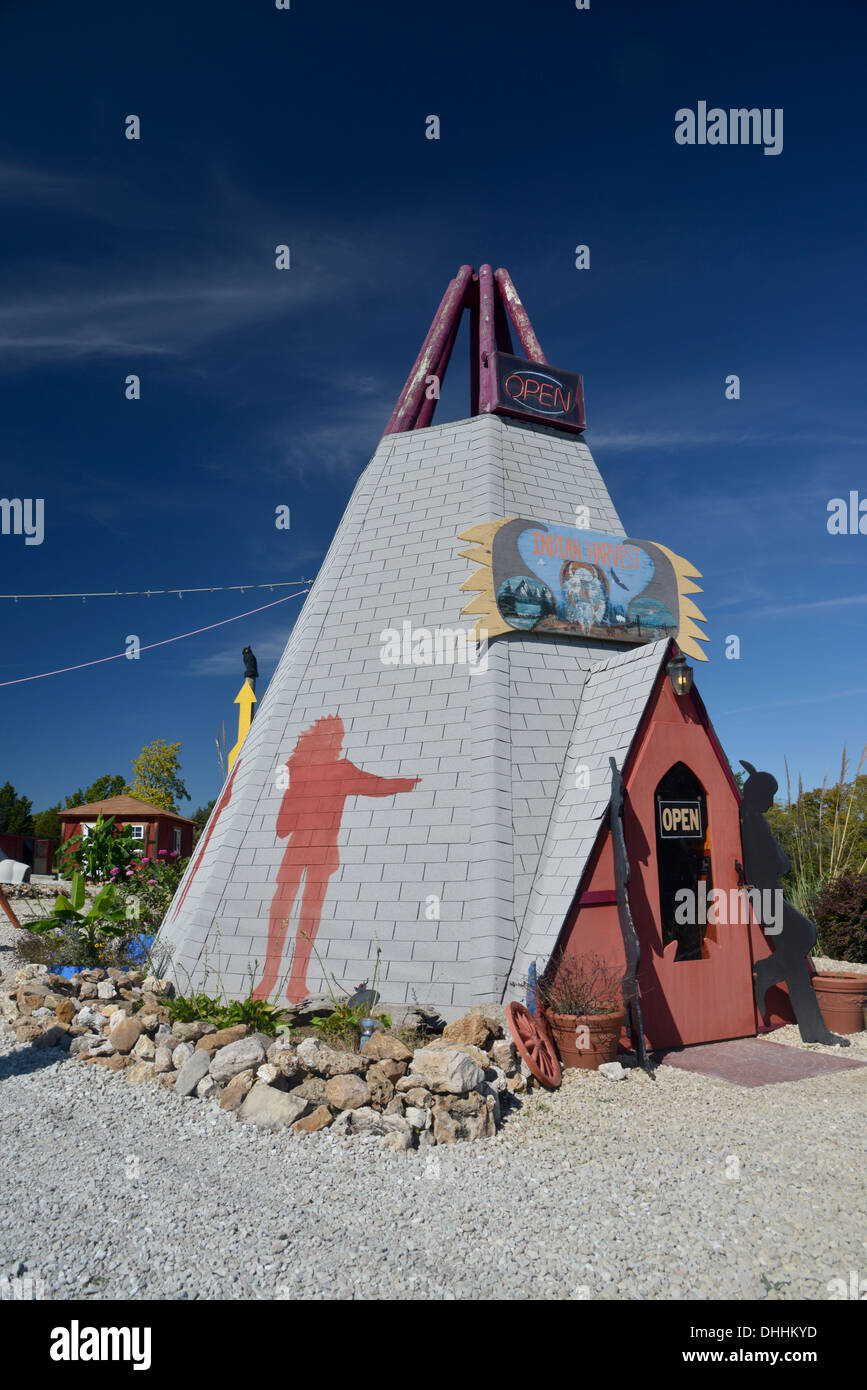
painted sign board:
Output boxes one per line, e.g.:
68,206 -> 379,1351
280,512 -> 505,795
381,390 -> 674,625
658,799 -> 703,838
458,517 -> 709,660
492,353 -> 586,433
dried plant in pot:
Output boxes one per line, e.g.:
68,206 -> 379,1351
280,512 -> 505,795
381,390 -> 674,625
538,953 -> 627,1070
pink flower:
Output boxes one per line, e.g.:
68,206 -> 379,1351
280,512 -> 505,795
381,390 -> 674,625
125,870 -> 134,877
148,878 -> 157,885
169,851 -> 179,858
109,868 -> 120,876
158,850 -> 167,856
141,857 -> 150,865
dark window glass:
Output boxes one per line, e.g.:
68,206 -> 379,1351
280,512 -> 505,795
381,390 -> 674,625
655,762 -> 712,962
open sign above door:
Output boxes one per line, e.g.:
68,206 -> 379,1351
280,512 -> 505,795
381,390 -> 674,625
658,799 -> 703,838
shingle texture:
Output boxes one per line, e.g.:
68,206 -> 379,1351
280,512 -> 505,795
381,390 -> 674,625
158,413 -> 654,1012
512,638 -> 668,983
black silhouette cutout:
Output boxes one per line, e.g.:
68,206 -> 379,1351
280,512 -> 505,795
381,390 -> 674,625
242,646 -> 258,681
609,757 -> 652,1073
739,759 -> 849,1047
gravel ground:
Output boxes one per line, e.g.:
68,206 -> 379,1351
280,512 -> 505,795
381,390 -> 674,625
759,1023 -> 867,1058
2,920 -> 864,1302
1,1026 -> 864,1302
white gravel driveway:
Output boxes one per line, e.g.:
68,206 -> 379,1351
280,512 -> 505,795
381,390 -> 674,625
1,1027 -> 863,1301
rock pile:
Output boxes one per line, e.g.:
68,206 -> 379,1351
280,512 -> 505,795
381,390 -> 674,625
0,965 -> 534,1148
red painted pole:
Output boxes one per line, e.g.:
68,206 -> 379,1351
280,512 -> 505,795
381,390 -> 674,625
416,306 -> 461,429
384,277 -> 454,435
494,286 -> 515,354
468,273 -> 480,416
494,267 -> 547,364
477,264 -> 498,413
384,265 -> 473,435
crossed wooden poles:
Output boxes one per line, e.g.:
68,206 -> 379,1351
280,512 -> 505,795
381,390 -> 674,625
383,265 -> 548,436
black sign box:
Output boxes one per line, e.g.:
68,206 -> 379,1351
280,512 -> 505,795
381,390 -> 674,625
492,352 -> 586,433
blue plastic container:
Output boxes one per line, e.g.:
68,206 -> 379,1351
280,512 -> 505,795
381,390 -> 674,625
46,934 -> 155,978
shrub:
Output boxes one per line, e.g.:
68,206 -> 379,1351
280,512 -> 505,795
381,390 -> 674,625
58,815 -> 142,880
812,874 -> 867,964
111,853 -> 188,934
21,872 -> 133,970
167,990 -> 290,1037
766,746 -> 867,916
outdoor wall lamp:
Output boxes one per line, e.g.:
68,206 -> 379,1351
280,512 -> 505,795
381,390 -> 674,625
666,653 -> 694,697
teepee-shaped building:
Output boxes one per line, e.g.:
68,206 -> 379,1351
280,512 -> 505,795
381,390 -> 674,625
160,265 -> 789,1045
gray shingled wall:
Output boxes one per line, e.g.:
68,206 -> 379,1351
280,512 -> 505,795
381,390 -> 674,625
158,413 -> 633,1013
512,639 -> 669,983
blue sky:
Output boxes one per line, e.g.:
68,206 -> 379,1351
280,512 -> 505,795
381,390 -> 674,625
1,0 -> 865,815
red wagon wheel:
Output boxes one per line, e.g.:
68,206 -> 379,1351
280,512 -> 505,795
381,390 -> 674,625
506,1002 -> 562,1090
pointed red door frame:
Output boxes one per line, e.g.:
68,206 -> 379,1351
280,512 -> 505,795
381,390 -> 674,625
544,641 -> 796,1046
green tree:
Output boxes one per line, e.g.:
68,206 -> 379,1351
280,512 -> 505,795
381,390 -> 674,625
64,773 -> 128,808
192,799 -> 216,846
127,740 -> 190,813
0,781 -> 34,835
32,804 -> 63,843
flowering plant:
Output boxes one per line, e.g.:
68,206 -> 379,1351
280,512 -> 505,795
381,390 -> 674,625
23,872 -> 132,967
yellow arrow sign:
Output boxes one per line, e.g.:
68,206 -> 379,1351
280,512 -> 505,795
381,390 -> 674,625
228,679 -> 257,771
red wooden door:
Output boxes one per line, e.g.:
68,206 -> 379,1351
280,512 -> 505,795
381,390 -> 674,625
623,685 -> 757,1049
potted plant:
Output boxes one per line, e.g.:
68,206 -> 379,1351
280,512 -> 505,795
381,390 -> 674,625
811,874 -> 867,1035
537,952 -> 627,1070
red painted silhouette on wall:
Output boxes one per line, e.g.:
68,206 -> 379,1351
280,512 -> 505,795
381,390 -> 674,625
252,715 -> 420,1003
169,758 -> 241,922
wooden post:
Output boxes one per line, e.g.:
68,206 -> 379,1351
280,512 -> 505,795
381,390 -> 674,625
468,272 -> 480,416
0,882 -> 22,930
477,264 -> 498,413
494,267 -> 547,363
494,284 -> 515,353
384,265 -> 473,434
416,307 -> 461,429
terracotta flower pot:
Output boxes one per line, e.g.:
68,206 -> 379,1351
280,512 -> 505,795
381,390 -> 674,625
812,973 -> 867,1036
545,1007 -> 627,1070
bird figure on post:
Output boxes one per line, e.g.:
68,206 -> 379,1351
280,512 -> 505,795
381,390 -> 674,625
242,646 -> 258,682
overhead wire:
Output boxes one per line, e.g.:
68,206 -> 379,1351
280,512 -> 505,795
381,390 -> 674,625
0,588 -> 310,688
1,579 -> 314,602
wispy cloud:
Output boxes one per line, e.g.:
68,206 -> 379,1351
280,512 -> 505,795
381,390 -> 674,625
0,159 -> 407,366
592,427 -> 867,451
186,634 -> 289,677
751,592 -> 867,620
0,270 -> 341,364
0,160 -> 95,204
719,686 -> 867,717
262,395 -> 393,483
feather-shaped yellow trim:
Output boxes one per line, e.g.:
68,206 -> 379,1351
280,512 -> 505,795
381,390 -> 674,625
457,522 -> 710,657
